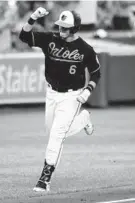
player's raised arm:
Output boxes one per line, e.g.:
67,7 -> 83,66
19,7 -> 49,48
77,48 -> 101,104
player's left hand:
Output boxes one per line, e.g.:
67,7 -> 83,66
77,89 -> 91,104
31,7 -> 49,20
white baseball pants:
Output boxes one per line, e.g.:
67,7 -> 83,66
45,85 -> 91,167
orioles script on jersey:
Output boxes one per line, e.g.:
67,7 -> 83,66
49,42 -> 84,61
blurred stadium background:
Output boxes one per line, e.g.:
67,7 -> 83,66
0,1 -> 135,203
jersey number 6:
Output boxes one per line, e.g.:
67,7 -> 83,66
69,65 -> 77,75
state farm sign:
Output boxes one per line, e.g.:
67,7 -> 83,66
0,53 -> 46,104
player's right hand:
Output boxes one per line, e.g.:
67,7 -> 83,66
77,89 -> 91,104
31,7 -> 49,20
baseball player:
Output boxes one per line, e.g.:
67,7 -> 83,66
19,7 -> 101,192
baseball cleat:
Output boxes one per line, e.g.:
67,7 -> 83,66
84,112 -> 94,135
33,160 -> 55,193
33,181 -> 50,192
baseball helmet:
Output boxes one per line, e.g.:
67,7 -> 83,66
55,10 -> 81,33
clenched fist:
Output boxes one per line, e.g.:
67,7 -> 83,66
31,7 -> 49,20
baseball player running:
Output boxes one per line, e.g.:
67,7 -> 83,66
19,7 -> 101,192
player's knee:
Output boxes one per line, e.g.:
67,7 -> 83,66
50,124 -> 70,138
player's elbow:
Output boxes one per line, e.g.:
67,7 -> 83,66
91,68 -> 101,85
19,29 -> 26,42
97,68 -> 101,81
19,28 -> 31,44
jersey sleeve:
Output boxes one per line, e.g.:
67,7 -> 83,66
84,47 -> 101,92
19,29 -> 52,49
85,47 -> 100,74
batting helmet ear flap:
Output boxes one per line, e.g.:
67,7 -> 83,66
70,11 -> 81,34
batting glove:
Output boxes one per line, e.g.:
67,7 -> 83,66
31,7 -> 49,20
77,89 -> 91,104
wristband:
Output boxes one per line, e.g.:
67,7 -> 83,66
28,17 -> 36,25
85,84 -> 94,93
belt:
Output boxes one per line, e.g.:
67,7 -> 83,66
47,83 -> 80,92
